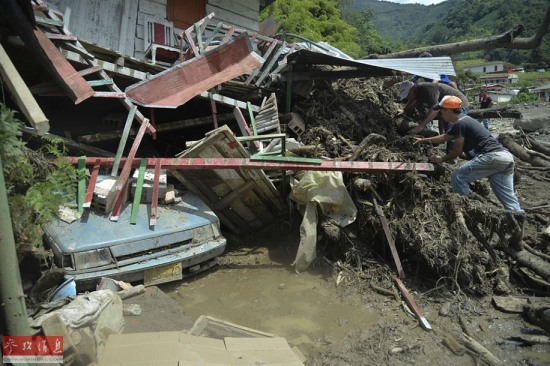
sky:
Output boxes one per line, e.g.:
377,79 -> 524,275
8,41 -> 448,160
380,0 -> 447,4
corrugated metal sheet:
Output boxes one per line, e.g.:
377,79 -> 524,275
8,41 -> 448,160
286,50 -> 456,81
358,57 -> 456,80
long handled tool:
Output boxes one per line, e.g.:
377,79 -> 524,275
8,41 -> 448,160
369,186 -> 432,331
395,277 -> 432,331
372,197 -> 405,279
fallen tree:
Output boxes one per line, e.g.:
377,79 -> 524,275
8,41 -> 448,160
467,107 -> 522,120
499,134 -> 550,168
369,6 -> 550,58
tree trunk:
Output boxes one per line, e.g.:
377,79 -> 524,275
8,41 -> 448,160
468,107 -> 522,119
499,134 -> 550,168
369,7 -> 550,58
505,248 -> 550,282
528,137 -> 550,157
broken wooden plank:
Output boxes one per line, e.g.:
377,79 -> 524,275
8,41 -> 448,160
111,105 -> 138,176
45,33 -> 77,41
0,43 -> 49,135
93,91 -> 126,98
4,0 -> 94,105
87,79 -> 113,87
125,33 -> 262,108
130,159 -> 147,224
199,91 -> 259,112
35,16 -> 64,27
233,107 -> 260,152
84,159 -> 101,208
68,157 -> 436,174
77,113 -> 234,143
109,119 -> 151,221
150,159 -> 161,226
78,66 -> 103,77
33,29 -> 95,104
77,156 -> 86,214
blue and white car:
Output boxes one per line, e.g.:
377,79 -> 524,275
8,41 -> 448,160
43,192 -> 226,290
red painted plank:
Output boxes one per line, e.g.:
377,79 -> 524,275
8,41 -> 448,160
150,160 -> 161,226
68,157 -> 435,174
33,29 -> 95,104
84,158 -> 101,208
125,33 -> 262,108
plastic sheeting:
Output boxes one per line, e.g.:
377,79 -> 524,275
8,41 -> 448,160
290,171 -> 357,272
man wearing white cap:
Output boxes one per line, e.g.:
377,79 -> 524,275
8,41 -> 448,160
414,96 -> 523,212
399,81 -> 469,136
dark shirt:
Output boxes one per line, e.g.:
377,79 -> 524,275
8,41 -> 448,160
479,95 -> 493,109
405,83 -> 470,111
415,83 -> 470,110
447,116 -> 505,158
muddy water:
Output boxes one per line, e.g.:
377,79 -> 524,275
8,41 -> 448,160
163,229 -> 379,357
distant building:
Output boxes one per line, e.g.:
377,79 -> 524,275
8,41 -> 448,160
463,61 -> 512,74
479,73 -> 519,85
531,84 -> 550,102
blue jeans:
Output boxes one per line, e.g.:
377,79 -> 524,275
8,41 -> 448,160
481,118 -> 490,129
451,150 -> 523,211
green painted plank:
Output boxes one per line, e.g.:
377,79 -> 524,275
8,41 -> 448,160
87,79 -> 113,87
130,158 -> 147,224
111,105 -> 137,176
77,156 -> 86,213
247,102 -> 257,136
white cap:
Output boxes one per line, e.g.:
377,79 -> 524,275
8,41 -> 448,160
399,81 -> 414,100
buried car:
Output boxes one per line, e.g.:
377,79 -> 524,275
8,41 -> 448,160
43,192 -> 226,290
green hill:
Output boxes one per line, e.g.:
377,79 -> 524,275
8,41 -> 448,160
343,0 -> 550,68
344,0 -> 465,43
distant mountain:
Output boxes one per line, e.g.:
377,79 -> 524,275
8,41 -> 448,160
342,0 -> 550,67
343,0 -> 465,43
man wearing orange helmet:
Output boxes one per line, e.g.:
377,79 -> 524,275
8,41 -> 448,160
414,96 -> 523,212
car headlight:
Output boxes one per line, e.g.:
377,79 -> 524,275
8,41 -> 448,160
73,248 -> 114,270
192,223 -> 220,244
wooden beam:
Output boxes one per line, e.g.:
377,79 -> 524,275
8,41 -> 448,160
150,159 -> 161,226
130,159 -> 147,224
84,159 -> 101,208
77,156 -> 86,214
67,157 -> 436,174
0,43 -> 49,135
125,33 -> 262,108
108,119 -> 150,221
32,28 -> 95,104
111,105 -> 137,176
77,113 -> 235,143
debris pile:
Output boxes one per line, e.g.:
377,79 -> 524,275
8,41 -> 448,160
287,77 -> 550,298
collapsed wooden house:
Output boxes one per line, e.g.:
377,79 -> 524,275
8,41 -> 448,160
1,0 -> 454,232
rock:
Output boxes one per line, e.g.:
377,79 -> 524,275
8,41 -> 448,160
439,302 -> 452,316
513,110 -> 550,132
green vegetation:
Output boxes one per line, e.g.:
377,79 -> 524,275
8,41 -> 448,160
342,0 -> 550,67
260,0 -> 362,58
1,104 -> 76,253
509,86 -> 540,104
